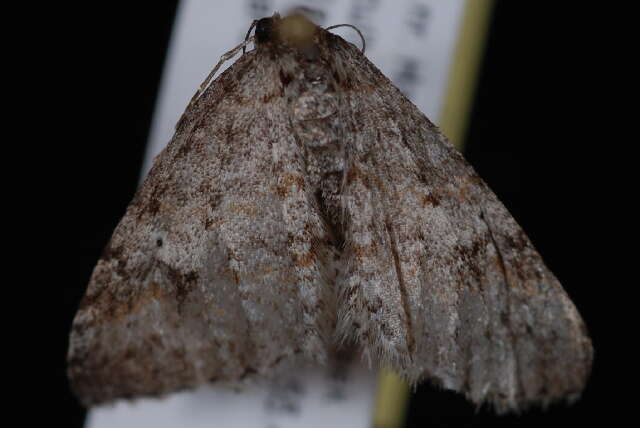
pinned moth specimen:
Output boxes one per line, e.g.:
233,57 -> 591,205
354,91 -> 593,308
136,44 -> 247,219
68,13 -> 592,412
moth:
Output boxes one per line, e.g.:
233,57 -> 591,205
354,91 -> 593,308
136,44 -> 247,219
68,13 -> 592,413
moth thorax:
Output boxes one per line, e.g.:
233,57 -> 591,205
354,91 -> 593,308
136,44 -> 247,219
279,13 -> 317,47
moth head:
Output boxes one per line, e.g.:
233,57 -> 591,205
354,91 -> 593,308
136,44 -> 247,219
255,12 -> 318,49
254,13 -> 279,44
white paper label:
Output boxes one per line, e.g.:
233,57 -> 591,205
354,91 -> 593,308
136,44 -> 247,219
87,363 -> 377,428
88,1 -> 467,427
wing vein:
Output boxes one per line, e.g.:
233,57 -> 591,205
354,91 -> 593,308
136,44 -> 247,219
481,210 -> 524,403
383,216 -> 416,356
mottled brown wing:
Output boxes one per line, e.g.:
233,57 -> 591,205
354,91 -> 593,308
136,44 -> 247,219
67,51 -> 338,406
329,38 -> 593,412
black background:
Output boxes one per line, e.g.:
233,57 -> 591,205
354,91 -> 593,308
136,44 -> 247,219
48,2 -> 614,427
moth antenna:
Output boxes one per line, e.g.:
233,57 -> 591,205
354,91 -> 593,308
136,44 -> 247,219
176,36 -> 255,129
242,19 -> 258,55
194,36 -> 254,102
325,23 -> 366,53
